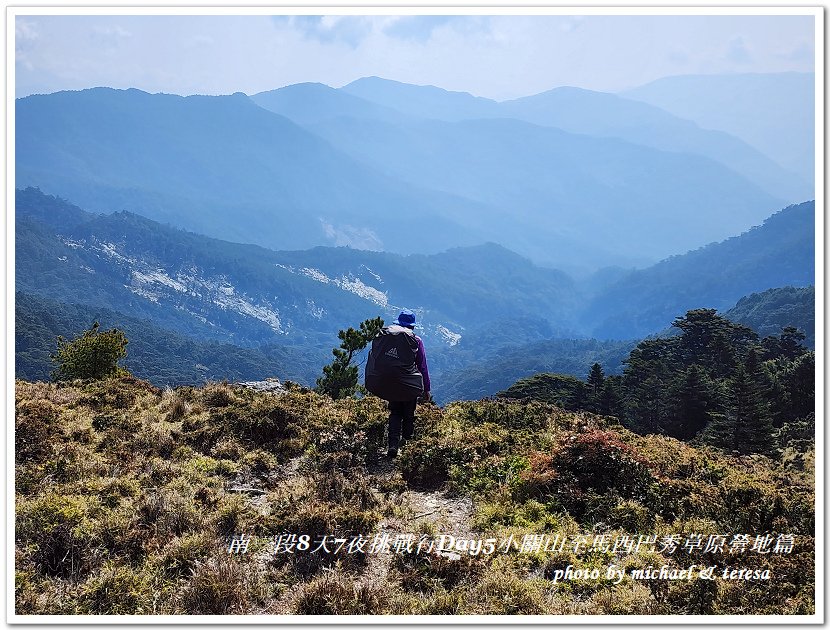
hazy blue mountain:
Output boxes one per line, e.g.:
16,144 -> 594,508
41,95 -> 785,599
336,76 -> 807,202
500,86 -> 810,203
310,114 -> 783,267
584,201 -> 814,338
16,88 -> 491,256
340,76 -> 501,120
15,187 -> 581,351
724,286 -> 815,347
622,73 -> 815,186
17,84 -> 797,273
251,82 -> 409,125
271,242 -> 580,334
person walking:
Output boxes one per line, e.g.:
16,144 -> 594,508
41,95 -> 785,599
364,309 -> 431,458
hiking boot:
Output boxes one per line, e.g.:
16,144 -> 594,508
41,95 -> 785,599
386,448 -> 398,459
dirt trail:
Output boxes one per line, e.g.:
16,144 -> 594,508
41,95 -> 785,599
251,449 -> 476,613
359,452 -> 475,587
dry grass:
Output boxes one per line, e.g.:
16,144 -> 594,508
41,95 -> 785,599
14,375 -> 815,617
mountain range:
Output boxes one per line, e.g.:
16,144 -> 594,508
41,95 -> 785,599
17,73 -> 813,273
330,76 -> 809,201
15,187 -> 814,401
15,72 -> 816,400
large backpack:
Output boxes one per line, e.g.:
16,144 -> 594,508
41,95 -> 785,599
365,325 -> 424,401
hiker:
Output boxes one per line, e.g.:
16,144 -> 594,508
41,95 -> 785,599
364,309 -> 431,458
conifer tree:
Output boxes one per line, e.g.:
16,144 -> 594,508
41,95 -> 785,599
51,322 -> 128,381
779,326 -> 807,360
784,351 -> 814,420
316,317 -> 384,400
703,349 -> 775,455
622,338 -> 674,433
670,364 -> 713,440
599,376 -> 623,416
586,362 -> 605,413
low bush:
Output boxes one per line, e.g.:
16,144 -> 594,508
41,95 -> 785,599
294,572 -> 385,615
393,549 -> 484,594
15,398 -> 61,462
398,436 -> 478,490
79,562 -> 158,614
16,493 -> 105,579
179,556 -> 248,614
518,428 -> 656,521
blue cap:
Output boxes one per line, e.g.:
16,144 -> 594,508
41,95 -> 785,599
394,309 -> 417,328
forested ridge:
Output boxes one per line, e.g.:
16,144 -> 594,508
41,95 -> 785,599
501,308 -> 814,462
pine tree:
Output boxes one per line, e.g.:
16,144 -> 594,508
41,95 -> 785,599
784,351 -> 814,420
586,362 -> 605,413
671,308 -> 757,377
51,322 -> 128,381
703,349 -> 775,455
599,376 -> 623,416
670,364 -> 712,440
622,338 -> 674,433
316,317 -> 384,400
779,326 -> 807,360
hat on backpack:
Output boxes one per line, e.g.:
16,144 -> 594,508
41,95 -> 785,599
394,309 -> 417,328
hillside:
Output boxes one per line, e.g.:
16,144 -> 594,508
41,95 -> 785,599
15,292 -> 324,386
584,201 -> 814,339
15,376 -> 814,615
499,86 -> 809,203
308,115 -> 780,268
724,286 -> 815,347
332,76 -> 806,203
16,187 -> 581,350
16,187 -> 815,402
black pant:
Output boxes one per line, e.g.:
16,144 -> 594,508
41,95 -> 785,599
388,399 -> 417,451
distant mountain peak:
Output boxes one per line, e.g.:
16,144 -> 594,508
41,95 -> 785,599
340,76 -> 497,105
345,75 -> 491,100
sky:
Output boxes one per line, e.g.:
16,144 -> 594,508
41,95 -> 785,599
14,12 -> 816,101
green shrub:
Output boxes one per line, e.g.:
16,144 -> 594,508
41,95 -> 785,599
467,566 -> 547,614
16,494 -> 104,579
136,485 -> 202,538
416,589 -> 466,614
398,436 -> 478,490
79,562 -> 157,614
52,322 -> 128,381
449,453 -> 529,495
518,429 -> 656,520
313,469 -> 378,511
79,376 -> 159,412
157,533 -> 216,577
394,549 -> 483,593
201,382 -> 237,408
223,398 -> 304,446
455,399 -> 555,431
15,399 -> 61,462
213,493 -> 260,536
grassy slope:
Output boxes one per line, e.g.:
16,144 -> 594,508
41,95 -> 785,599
15,377 -> 814,615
